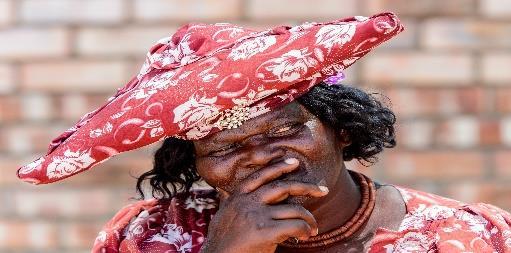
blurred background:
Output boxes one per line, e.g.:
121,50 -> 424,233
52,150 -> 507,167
0,0 -> 510,252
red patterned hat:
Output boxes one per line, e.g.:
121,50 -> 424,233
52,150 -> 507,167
17,12 -> 404,185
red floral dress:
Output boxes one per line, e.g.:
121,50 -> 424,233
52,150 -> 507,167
92,186 -> 511,253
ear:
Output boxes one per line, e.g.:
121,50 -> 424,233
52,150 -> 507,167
338,129 -> 352,148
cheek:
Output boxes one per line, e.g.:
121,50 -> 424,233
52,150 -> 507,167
293,120 -> 338,157
305,120 -> 321,140
195,156 -> 239,188
292,120 -> 343,182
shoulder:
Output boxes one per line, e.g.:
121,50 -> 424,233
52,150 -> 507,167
92,188 -> 219,253
370,185 -> 511,252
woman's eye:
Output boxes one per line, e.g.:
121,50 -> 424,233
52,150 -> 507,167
269,123 -> 302,137
208,144 -> 238,157
275,126 -> 292,134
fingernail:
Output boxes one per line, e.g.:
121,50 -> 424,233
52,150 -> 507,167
313,228 -> 319,236
284,158 -> 298,164
319,186 -> 329,193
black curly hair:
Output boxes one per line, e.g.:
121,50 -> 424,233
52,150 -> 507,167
136,82 -> 397,199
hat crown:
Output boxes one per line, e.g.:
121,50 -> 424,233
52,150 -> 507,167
148,23 -> 258,70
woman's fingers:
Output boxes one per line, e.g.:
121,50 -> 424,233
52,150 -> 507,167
268,219 -> 315,242
269,204 -> 318,236
236,158 -> 300,193
256,180 -> 329,204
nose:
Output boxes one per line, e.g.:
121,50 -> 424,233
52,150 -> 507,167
239,136 -> 286,169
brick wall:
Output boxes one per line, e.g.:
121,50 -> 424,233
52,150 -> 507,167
0,0 -> 510,252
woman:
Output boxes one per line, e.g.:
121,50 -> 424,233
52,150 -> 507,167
17,12 -> 511,252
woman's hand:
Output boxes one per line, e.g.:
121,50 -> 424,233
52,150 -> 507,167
200,158 -> 329,253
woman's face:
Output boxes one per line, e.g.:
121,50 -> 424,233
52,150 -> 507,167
193,102 -> 350,206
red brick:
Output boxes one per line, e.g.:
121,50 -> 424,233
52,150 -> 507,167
445,182 -> 511,211
13,188 -> 113,219
384,88 -> 439,117
0,64 -> 14,94
20,0 -> 126,24
0,28 -> 69,60
134,0 -> 242,22
0,156 -> 25,185
495,88 -> 511,113
20,93 -> 54,122
477,183 -> 511,212
422,19 -> 511,49
479,119 -> 501,146
0,95 -> 21,123
444,181 -> 480,204
55,93 -> 110,122
21,60 -> 130,92
480,0 -> 511,18
0,0 -> 13,27
246,0 -> 357,20
3,124 -> 67,154
378,19 -> 417,50
502,117 -> 511,146
401,182 -> 443,196
483,53 -> 511,85
77,26 -> 179,57
0,220 -> 58,250
4,126 -> 32,155
495,150 -> 511,177
395,119 -> 434,149
54,94 -> 87,122
384,87 -> 487,117
456,87 -> 489,114
61,221 -> 104,250
0,220 -> 24,250
0,190 -> 14,217
364,0 -> 476,16
111,187 -> 149,209
362,53 -> 474,85
383,151 -> 484,181
435,116 -> 479,148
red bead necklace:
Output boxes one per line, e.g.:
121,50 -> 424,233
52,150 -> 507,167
279,171 -> 376,248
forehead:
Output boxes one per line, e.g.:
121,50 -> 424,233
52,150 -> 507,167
196,102 -> 307,143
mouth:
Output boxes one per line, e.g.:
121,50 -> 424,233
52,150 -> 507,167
275,165 -> 302,180
269,165 -> 325,205
274,166 -> 313,183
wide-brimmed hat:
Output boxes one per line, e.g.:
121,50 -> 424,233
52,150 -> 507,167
17,12 -> 404,185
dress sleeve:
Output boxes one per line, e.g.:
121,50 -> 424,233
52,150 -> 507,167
435,203 -> 511,253
91,189 -> 218,253
91,199 -> 159,253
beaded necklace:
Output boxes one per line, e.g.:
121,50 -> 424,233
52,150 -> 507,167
279,171 -> 376,248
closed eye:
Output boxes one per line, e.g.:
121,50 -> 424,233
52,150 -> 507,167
208,143 -> 239,157
268,123 -> 303,138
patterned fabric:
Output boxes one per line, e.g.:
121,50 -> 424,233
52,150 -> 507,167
17,12 -> 404,185
369,187 -> 511,253
92,186 -> 511,253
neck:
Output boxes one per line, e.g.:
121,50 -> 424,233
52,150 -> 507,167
308,167 -> 361,234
